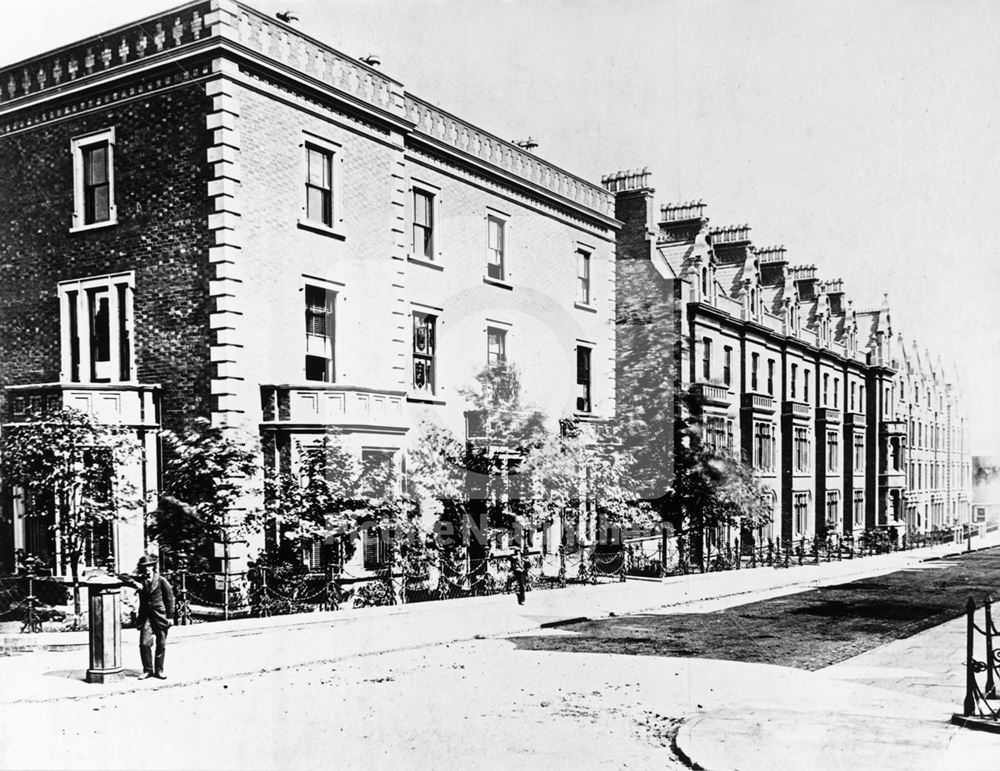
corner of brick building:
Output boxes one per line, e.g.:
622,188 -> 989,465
606,171 -> 678,499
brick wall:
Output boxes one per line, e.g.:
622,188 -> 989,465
0,82 -> 215,430
613,188 -> 677,499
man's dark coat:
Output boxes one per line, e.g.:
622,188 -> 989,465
136,575 -> 175,630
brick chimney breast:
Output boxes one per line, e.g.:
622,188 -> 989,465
602,168 -> 655,261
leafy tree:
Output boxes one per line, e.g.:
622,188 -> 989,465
522,422 -> 652,585
264,433 -> 418,604
458,362 -> 546,560
404,420 -> 469,571
0,407 -> 140,620
655,389 -> 771,571
152,418 -> 260,572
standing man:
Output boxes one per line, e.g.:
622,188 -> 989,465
119,554 -> 175,680
510,547 -> 528,606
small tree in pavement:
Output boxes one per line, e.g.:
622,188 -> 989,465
0,407 -> 140,623
152,418 -> 261,573
523,422 -> 651,585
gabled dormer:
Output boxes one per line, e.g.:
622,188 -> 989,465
815,288 -> 832,348
844,299 -> 858,357
782,291 -> 802,337
657,200 -> 715,304
859,295 -> 892,366
692,251 -> 718,305
741,252 -> 765,321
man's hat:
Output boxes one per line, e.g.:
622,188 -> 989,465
136,554 -> 157,569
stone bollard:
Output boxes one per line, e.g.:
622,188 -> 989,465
85,574 -> 125,684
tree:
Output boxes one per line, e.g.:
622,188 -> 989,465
459,362 -> 546,560
655,389 -> 772,571
0,407 -> 140,621
522,422 -> 652,585
264,432 -> 418,604
405,419 -> 469,557
152,418 -> 260,573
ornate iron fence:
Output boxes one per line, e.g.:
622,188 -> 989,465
0,572 -> 68,632
952,595 -> 1000,733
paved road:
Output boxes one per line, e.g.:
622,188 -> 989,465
0,637 -> 689,770
510,549 -> 1000,671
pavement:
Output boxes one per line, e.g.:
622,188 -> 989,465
674,559 -> 1000,770
2,535 -> 999,770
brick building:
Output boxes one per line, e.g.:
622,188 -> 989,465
609,170 -> 972,545
0,1 -> 618,577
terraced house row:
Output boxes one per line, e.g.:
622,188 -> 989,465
609,171 -> 971,545
0,0 -> 971,580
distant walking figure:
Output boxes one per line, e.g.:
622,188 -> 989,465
510,549 -> 528,605
119,554 -> 175,680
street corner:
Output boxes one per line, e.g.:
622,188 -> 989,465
673,699 -> 974,771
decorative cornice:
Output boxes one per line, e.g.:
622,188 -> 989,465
1,2 -> 215,108
0,64 -> 212,136
0,0 -> 613,224
406,94 -> 615,221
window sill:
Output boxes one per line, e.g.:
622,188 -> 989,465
69,218 -> 118,234
407,255 -> 444,272
483,276 -> 513,290
297,219 -> 346,240
574,302 -> 597,313
407,395 -> 446,406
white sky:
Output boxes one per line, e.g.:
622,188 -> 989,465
4,0 -> 999,453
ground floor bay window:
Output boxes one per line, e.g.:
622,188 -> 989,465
3,485 -> 114,577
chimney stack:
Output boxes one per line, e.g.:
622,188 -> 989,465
657,200 -> 708,243
601,167 -> 652,194
788,264 -> 818,300
820,278 -> 845,314
601,168 -> 655,261
757,245 -> 788,286
708,224 -> 752,264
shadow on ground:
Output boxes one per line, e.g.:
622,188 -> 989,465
508,548 -> 1000,671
